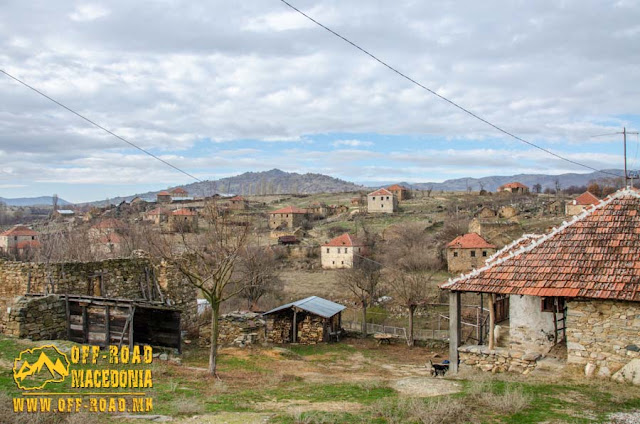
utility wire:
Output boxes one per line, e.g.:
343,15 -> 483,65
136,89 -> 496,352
279,0 -> 621,179
0,69 -> 202,182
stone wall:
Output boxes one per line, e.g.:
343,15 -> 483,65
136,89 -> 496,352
367,194 -> 397,213
468,218 -> 522,247
458,345 -> 540,374
446,247 -> 496,273
2,295 -> 66,340
566,299 -> 640,377
0,258 -> 197,331
199,311 -> 266,347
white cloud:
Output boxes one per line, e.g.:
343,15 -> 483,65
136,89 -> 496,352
331,139 -> 374,148
69,4 -> 110,22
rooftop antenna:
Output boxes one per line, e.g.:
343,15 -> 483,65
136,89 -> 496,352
591,127 -> 639,187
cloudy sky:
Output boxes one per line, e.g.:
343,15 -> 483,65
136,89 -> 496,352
1,0 -> 639,202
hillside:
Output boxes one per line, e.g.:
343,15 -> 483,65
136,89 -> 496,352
0,196 -> 72,207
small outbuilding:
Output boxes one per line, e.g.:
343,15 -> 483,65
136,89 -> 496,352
263,296 -> 345,344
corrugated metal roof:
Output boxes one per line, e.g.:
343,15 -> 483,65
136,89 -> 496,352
263,296 -> 345,318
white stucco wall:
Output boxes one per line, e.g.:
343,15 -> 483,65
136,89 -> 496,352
509,295 -> 562,353
321,246 -> 363,269
367,194 -> 397,213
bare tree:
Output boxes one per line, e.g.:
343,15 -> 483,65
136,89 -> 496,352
152,203 -> 251,376
532,183 -> 542,194
338,260 -> 382,337
426,185 -> 433,198
386,271 -> 438,347
237,245 -> 283,311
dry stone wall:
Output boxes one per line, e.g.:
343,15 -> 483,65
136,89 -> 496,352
2,295 -> 66,340
199,312 -> 266,347
458,345 -> 540,374
566,299 -> 640,377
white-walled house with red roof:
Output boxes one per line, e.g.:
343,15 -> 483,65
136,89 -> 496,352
565,190 -> 600,216
321,233 -> 367,269
367,188 -> 397,213
0,225 -> 41,254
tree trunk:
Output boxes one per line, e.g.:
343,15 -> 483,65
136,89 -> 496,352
407,304 -> 415,347
488,293 -> 496,350
208,301 -> 220,376
361,303 -> 367,338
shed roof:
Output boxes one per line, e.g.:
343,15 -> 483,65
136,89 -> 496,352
441,188 -> 640,301
263,296 -> 346,318
573,191 -> 600,205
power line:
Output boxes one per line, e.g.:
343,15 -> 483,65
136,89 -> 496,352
278,0 -> 621,179
0,69 -> 202,182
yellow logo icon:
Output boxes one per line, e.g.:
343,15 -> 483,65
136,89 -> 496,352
13,345 -> 70,391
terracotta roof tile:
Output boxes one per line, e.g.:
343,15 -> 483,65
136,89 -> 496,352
499,182 -> 528,189
573,191 -> 600,206
157,191 -> 171,196
441,189 -> 640,302
270,206 -> 308,214
171,208 -> 197,216
368,188 -> 394,196
387,184 -> 408,191
323,233 -> 365,247
0,225 -> 39,237
447,233 -> 496,249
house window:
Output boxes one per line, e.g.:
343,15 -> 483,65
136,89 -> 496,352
337,248 -> 341,253
470,250 -> 476,257
326,248 -> 330,253
32,236 -> 35,240
386,196 -> 389,200
332,261 -> 335,265
482,251 -> 487,257
453,251 -> 458,257
381,204 -> 384,208
541,297 -> 565,312
345,248 -> 348,253
14,236 -> 17,241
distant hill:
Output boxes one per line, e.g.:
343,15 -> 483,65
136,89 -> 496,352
0,196 -> 72,207
405,170 -> 625,192
88,169 -> 365,205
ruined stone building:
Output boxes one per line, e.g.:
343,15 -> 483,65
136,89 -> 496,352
0,226 -> 41,255
446,233 -> 497,273
268,206 -> 308,230
321,233 -> 367,269
497,182 -> 529,194
168,208 -> 198,232
566,191 -> 600,216
442,188 -> 640,383
228,195 -> 248,210
144,207 -> 170,225
387,184 -> 411,201
367,188 -> 397,213
156,191 -> 172,203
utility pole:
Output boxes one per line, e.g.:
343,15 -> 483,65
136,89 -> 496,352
591,128 -> 639,187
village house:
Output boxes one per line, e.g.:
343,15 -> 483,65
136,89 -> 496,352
169,208 -> 198,232
441,188 -> 640,381
144,207 -> 170,225
566,191 -> 600,216
546,199 -> 564,215
228,195 -> 248,211
446,233 -> 497,273
307,202 -> 328,219
321,233 -> 367,269
89,219 -> 126,256
268,206 -> 308,230
387,184 -> 411,201
263,296 -> 345,344
0,226 -> 41,255
367,188 -> 398,213
497,182 -> 530,194
156,191 -> 172,203
170,187 -> 189,197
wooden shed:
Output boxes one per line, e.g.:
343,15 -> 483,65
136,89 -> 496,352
263,296 -> 345,344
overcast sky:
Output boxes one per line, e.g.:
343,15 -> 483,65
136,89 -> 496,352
1,0 -> 639,202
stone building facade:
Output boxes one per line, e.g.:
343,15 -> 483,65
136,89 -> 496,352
367,188 -> 397,213
321,233 -> 366,269
169,208 -> 199,232
446,233 -> 496,273
387,184 -> 410,201
468,218 -> 522,247
0,226 -> 40,254
268,206 -> 308,229
2,295 -> 67,340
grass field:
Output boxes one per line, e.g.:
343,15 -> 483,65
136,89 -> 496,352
1,335 -> 639,423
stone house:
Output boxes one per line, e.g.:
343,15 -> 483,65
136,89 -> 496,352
170,187 -> 189,197
446,233 -> 497,273
228,196 -> 248,211
269,206 -> 308,230
169,208 -> 198,232
441,188 -> 640,381
468,218 -> 522,247
321,233 -> 367,269
157,191 -> 172,203
0,226 -> 41,254
566,191 -> 600,216
387,184 -> 411,201
367,188 -> 397,213
497,182 -> 529,194
144,207 -> 170,225
307,202 -> 328,219
263,296 -> 345,344
474,207 -> 497,219
546,200 -> 564,215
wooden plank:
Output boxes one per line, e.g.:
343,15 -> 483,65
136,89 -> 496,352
105,305 -> 110,346
82,305 -> 89,344
65,295 -> 71,340
129,306 -> 136,351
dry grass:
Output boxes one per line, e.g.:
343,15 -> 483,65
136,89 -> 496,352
170,396 -> 206,416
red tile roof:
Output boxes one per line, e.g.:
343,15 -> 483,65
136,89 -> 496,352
171,188 -> 188,195
484,233 -> 544,266
15,240 -> 41,249
323,233 -> 365,247
92,219 -> 125,229
270,206 -> 307,215
441,189 -> 640,301
368,188 -> 393,196
146,208 -> 170,216
0,226 -> 39,237
499,182 -> 528,190
447,233 -> 496,249
387,184 -> 408,191
573,191 -> 600,205
172,208 -> 197,216
157,191 -> 171,196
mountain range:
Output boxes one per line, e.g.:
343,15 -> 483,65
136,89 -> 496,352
0,196 -> 72,207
